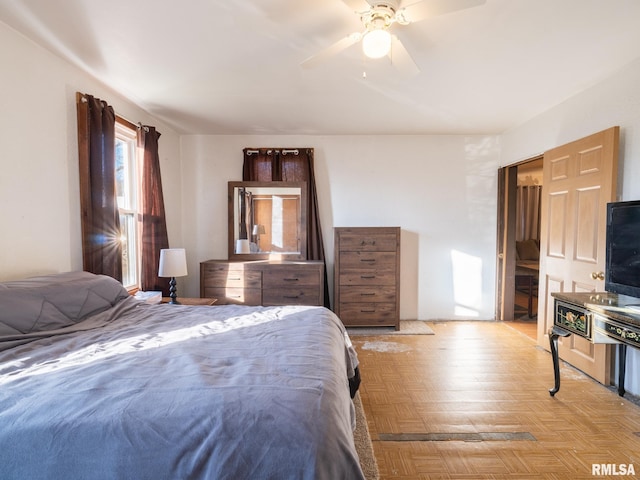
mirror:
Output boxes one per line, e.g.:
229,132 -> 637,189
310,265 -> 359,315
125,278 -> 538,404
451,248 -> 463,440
228,181 -> 308,261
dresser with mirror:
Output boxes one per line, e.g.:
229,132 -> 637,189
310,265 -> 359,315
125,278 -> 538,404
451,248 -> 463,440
200,181 -> 324,306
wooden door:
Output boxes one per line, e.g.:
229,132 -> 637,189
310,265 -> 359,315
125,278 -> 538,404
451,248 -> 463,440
536,127 -> 619,385
496,165 -> 518,321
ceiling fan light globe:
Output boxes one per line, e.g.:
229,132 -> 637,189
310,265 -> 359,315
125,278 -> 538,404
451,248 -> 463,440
362,29 -> 391,59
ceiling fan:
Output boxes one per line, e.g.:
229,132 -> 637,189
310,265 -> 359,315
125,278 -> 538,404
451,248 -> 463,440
301,0 -> 486,74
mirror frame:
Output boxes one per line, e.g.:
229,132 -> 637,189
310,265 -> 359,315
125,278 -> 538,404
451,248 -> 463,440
228,181 -> 308,261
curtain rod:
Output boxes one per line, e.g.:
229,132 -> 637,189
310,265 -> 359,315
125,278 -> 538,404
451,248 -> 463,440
77,93 -> 149,131
245,149 -> 300,156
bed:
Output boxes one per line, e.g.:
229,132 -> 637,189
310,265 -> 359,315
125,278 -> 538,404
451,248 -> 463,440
0,271 -> 364,480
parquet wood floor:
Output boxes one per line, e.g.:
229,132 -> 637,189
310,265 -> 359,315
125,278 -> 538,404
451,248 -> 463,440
353,321 -> 640,479
504,320 -> 537,341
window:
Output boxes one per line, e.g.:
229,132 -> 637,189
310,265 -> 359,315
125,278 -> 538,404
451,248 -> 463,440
77,92 -> 168,293
115,119 -> 141,290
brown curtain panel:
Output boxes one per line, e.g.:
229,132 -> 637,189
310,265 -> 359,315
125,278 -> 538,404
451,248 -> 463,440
76,93 -> 122,281
242,148 -> 329,307
138,126 -> 170,294
516,185 -> 542,242
237,188 -> 253,240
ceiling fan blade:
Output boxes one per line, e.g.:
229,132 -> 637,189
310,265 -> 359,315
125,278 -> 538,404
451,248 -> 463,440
301,33 -> 362,69
390,35 -> 420,76
399,0 -> 486,23
341,0 -> 371,12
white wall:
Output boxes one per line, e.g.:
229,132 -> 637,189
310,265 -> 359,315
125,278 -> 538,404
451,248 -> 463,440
180,134 -> 501,320
502,57 -> 640,396
0,22 -> 182,281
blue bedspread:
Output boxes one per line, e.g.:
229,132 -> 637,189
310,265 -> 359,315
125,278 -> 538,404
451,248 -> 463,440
0,273 -> 363,480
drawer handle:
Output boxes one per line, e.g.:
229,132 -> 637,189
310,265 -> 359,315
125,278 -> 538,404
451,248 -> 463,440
360,292 -> 376,296
229,277 -> 242,281
360,275 -> 376,279
361,309 -> 376,313
283,278 -> 299,282
360,240 -> 377,246
360,258 -> 376,263
283,295 -> 300,299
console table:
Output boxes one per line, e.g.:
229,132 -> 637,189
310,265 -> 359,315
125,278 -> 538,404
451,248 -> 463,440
549,292 -> 640,397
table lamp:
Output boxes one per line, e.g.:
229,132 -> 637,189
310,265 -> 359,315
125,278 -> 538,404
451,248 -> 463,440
158,248 -> 188,304
252,224 -> 266,249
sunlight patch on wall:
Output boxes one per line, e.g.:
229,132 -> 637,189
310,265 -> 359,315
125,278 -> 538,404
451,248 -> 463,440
451,249 -> 482,317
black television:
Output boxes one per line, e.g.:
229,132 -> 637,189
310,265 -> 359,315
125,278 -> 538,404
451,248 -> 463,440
605,200 -> 640,300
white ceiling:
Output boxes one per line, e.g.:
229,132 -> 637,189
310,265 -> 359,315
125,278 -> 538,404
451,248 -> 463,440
2,0 -> 640,135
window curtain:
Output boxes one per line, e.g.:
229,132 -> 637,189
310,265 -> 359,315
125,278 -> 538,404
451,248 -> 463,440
516,185 -> 542,241
242,148 -> 329,307
76,93 -> 122,281
138,125 -> 170,294
238,187 -> 252,240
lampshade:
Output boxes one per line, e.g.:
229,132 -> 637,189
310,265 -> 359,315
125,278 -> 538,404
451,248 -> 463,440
158,248 -> 188,277
252,224 -> 266,235
236,239 -> 251,254
362,28 -> 391,59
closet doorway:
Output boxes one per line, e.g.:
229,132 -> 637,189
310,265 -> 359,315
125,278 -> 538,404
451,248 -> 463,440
496,156 -> 543,336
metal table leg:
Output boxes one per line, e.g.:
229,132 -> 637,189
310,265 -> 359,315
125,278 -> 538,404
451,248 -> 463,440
549,326 -> 571,397
618,343 -> 627,397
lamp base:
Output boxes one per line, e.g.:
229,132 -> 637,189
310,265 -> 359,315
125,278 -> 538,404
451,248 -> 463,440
167,277 -> 180,305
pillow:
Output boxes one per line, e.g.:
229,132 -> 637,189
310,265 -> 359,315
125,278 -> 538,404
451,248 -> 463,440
0,272 -> 129,336
516,239 -> 540,261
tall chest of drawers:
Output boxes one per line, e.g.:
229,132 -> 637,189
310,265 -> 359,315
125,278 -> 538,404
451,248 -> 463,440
334,227 -> 400,329
200,260 -> 324,306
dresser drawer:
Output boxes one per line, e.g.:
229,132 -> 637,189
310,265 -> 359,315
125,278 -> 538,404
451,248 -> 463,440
339,285 -> 397,303
263,264 -> 322,305
202,287 -> 261,305
263,266 -> 321,287
338,232 -> 398,252
338,303 -> 397,326
338,251 -> 397,269
201,264 -> 262,289
339,270 -> 397,286
555,300 -> 591,338
263,287 -> 322,306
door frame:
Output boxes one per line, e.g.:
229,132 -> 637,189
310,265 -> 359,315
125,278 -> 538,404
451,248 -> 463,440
496,155 -> 543,321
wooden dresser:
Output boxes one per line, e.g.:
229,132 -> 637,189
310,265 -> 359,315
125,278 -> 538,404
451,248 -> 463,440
200,260 -> 324,306
334,227 -> 400,329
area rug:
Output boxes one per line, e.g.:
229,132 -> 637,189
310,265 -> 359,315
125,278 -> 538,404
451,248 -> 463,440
353,392 -> 379,480
347,320 -> 435,336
